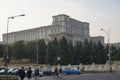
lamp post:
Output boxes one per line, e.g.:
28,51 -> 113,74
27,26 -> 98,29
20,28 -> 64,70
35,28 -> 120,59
100,28 -> 112,72
36,38 -> 39,64
5,14 -> 25,68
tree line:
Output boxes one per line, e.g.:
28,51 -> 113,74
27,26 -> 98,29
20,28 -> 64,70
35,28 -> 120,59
0,36 -> 120,65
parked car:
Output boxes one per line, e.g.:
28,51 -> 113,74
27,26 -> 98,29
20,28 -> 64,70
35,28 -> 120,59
0,67 -> 9,75
0,68 -> 5,74
43,67 -> 54,76
25,68 -> 44,77
7,68 -> 19,75
62,67 -> 81,75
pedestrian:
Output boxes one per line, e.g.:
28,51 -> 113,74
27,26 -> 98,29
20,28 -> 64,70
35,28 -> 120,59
77,66 -> 79,70
53,66 -> 58,80
59,66 -> 62,78
18,66 -> 26,80
59,67 -> 62,74
26,67 -> 32,80
54,67 -> 58,77
34,68 -> 39,80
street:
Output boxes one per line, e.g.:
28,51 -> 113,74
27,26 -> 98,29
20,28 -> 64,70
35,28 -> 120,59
24,72 -> 120,80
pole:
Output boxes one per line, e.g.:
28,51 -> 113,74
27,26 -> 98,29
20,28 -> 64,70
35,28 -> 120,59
36,38 -> 39,64
5,18 -> 10,68
101,28 -> 112,72
5,14 -> 25,68
108,29 -> 112,72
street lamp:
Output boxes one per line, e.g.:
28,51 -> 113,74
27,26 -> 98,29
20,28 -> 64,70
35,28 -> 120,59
36,38 -> 39,64
5,14 -> 25,68
100,28 -> 112,72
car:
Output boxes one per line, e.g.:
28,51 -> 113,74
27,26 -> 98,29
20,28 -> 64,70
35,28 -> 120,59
25,68 -> 44,77
25,68 -> 35,74
0,68 -> 5,74
0,67 -> 9,75
7,68 -> 19,75
42,67 -> 54,76
62,67 -> 81,75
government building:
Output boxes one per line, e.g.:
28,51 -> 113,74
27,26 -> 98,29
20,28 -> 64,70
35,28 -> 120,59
2,14 -> 103,45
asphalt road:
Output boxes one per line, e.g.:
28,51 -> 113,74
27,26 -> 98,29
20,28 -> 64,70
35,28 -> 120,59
58,73 -> 120,80
24,72 -> 120,80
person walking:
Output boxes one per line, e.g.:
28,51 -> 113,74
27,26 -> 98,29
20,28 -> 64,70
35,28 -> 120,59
54,67 -> 58,77
53,66 -> 58,80
26,67 -> 32,80
18,66 -> 26,80
59,67 -> 62,79
59,67 -> 62,74
34,68 -> 39,80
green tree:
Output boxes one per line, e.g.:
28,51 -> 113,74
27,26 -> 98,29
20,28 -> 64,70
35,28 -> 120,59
95,41 -> 107,64
59,36 -> 69,65
112,48 -> 120,60
68,41 -> 74,64
25,41 -> 36,62
74,41 -> 83,64
89,41 -> 98,63
0,44 -> 5,58
83,39 -> 91,64
13,41 -> 25,63
45,38 -> 59,65
38,39 -> 46,64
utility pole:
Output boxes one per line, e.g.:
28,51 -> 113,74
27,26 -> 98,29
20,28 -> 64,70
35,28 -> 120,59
5,14 -> 25,68
101,28 -> 112,72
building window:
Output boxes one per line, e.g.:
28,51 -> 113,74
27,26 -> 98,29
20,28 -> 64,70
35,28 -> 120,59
58,28 -> 60,32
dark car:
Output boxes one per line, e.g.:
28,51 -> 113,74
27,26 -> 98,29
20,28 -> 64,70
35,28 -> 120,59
43,67 -> 54,76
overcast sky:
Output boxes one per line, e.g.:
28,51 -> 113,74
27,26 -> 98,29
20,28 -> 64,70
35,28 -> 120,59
0,0 -> 120,43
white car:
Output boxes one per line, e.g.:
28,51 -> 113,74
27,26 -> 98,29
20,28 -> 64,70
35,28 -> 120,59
0,68 -> 9,74
7,68 -> 19,75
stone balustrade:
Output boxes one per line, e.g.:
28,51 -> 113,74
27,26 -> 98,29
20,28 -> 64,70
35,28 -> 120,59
0,62 -> 120,72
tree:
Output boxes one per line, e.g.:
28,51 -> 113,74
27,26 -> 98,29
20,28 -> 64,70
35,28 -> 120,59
82,39 -> 91,64
13,41 -> 25,63
89,41 -> 97,64
25,41 -> 36,62
95,41 -> 107,64
111,45 -> 117,60
38,39 -> 46,64
68,41 -> 74,64
74,41 -> 83,64
45,38 -> 59,65
0,44 -> 5,58
46,41 -> 56,65
112,47 -> 120,60
59,36 -> 69,65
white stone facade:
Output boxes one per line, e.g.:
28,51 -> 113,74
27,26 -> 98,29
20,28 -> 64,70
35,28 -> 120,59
109,42 -> 120,48
90,36 -> 104,45
2,14 -> 90,44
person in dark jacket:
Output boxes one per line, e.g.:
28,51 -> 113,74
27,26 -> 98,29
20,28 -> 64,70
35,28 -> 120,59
34,68 -> 39,80
54,67 -> 58,76
59,67 -> 62,74
18,67 -> 26,80
26,67 -> 32,80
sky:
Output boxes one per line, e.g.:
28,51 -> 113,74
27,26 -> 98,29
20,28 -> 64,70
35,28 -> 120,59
0,0 -> 120,43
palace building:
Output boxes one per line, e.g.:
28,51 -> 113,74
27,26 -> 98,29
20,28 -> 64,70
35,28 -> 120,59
3,14 -> 103,44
